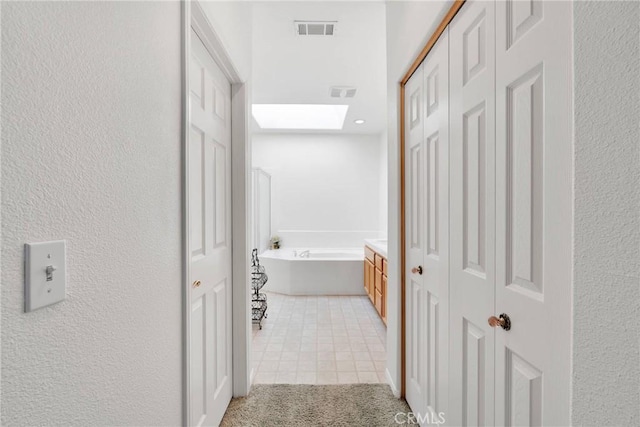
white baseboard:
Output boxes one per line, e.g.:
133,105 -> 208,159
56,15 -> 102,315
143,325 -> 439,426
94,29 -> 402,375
386,368 -> 400,398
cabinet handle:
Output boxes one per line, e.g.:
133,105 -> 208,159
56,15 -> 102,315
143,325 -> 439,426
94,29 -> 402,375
411,266 -> 423,275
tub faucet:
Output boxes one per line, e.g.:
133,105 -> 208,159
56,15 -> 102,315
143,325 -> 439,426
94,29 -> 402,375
298,250 -> 310,258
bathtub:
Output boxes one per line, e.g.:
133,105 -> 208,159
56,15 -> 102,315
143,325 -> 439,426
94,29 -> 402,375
259,248 -> 366,296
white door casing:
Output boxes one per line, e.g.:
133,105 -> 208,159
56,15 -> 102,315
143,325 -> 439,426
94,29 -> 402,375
188,29 -> 233,427
449,1 -> 496,426
404,30 -> 450,424
494,1 -> 572,425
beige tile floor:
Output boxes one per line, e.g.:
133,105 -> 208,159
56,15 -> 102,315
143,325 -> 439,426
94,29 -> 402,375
252,292 -> 387,385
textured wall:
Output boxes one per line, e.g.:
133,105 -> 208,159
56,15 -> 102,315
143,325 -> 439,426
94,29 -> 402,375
1,2 -> 183,425
573,1 -> 640,425
378,132 -> 388,235
200,1 -> 253,81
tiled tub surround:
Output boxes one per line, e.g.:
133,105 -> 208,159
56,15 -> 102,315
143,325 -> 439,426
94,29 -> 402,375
251,292 -> 387,384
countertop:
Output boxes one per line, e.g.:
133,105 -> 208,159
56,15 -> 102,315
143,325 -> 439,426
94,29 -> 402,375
364,239 -> 388,258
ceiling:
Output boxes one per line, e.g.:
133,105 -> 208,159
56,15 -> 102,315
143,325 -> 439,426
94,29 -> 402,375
251,1 -> 388,134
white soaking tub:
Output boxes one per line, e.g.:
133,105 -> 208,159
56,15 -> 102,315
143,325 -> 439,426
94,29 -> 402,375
259,248 -> 366,295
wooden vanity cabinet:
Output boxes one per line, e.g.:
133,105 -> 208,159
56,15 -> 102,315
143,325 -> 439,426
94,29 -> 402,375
364,245 -> 387,324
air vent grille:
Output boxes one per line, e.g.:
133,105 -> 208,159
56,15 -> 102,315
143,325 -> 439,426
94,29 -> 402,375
295,21 -> 337,36
329,86 -> 357,98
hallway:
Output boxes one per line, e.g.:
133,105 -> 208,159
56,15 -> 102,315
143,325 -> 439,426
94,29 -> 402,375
252,292 -> 387,384
0,1 -> 637,426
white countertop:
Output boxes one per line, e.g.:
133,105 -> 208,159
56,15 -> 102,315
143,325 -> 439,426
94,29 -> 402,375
364,239 -> 388,258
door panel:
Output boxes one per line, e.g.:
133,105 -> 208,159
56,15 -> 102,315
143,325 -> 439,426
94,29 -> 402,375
449,2 -> 496,426
462,318 -> 487,426
189,29 -> 233,427
495,1 -> 572,425
421,32 -> 450,420
405,30 -> 450,424
405,62 -> 426,418
462,102 -> 488,277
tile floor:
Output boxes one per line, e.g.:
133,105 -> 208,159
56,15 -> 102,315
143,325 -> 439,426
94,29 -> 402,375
252,292 -> 387,385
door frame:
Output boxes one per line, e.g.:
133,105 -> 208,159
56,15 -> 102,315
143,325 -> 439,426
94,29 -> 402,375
398,0 -> 466,397
181,1 -> 252,425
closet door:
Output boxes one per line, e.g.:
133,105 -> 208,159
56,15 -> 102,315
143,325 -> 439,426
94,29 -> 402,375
405,31 -> 451,423
449,1 -> 496,426
404,62 -> 427,419
494,1 -> 572,425
420,31 -> 450,421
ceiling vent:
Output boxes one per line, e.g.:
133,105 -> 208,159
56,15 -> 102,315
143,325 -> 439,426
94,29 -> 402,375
329,86 -> 357,98
295,21 -> 337,36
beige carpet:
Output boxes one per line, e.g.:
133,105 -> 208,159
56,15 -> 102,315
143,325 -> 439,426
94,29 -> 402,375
221,384 -> 412,427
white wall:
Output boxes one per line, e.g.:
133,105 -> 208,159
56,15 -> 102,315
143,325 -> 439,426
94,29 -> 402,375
1,3 -> 182,425
378,132 -> 388,235
200,1 -> 253,82
572,1 -> 640,424
384,0 -> 451,396
252,133 -> 385,247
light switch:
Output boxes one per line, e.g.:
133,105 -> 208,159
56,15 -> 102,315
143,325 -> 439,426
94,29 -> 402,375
24,240 -> 66,312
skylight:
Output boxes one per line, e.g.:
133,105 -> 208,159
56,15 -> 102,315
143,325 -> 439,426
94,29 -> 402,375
252,104 -> 349,130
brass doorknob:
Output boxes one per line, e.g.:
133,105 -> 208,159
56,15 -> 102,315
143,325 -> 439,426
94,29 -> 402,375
411,266 -> 423,275
488,313 -> 511,331
192,280 -> 201,288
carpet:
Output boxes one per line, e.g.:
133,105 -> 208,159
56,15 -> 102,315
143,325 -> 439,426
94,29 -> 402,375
220,384 -> 412,427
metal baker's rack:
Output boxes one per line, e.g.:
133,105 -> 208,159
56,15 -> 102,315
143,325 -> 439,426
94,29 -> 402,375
251,249 -> 268,329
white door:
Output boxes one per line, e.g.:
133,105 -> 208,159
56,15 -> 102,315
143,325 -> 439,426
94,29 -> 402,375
449,1 -> 496,426
405,61 -> 427,419
494,1 -> 572,424
188,29 -> 233,427
421,31 -> 451,422
404,31 -> 450,423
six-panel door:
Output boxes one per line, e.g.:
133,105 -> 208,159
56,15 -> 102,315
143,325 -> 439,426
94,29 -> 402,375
494,1 -> 572,425
405,59 -> 428,419
405,29 -> 451,423
189,29 -> 233,427
449,2 -> 497,425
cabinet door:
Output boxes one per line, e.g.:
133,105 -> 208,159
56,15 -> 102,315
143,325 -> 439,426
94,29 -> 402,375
366,260 -> 375,303
365,246 -> 376,263
449,2 -> 496,426
364,260 -> 370,293
382,274 -> 387,321
374,268 -> 383,315
375,254 -> 384,271
375,289 -> 383,316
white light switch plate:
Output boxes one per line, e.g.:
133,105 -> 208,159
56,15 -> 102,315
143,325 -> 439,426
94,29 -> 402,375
25,240 -> 66,312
